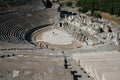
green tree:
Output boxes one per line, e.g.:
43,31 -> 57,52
66,1 -> 73,7
93,11 -> 102,18
110,5 -> 114,15
78,6 -> 88,13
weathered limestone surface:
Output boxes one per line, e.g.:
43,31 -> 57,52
72,51 -> 120,80
0,50 -> 73,80
102,72 -> 120,80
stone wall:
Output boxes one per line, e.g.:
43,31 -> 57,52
55,12 -> 120,47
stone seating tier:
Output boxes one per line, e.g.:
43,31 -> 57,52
72,51 -> 120,80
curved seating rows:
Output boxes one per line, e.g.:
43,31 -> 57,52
0,9 -> 54,43
0,23 -> 26,42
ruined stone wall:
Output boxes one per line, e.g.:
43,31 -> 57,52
56,13 -> 120,46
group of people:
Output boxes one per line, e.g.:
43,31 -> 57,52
36,41 -> 49,49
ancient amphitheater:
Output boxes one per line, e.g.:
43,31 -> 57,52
0,0 -> 120,80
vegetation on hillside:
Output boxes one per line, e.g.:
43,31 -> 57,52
77,0 -> 120,16
78,7 -> 88,13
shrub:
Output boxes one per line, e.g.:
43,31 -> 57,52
93,12 -> 102,18
78,7 -> 83,12
66,1 -> 73,7
78,7 -> 88,13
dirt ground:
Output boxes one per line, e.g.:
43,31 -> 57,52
98,11 -> 120,25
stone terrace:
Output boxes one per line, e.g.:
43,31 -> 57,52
72,51 -> 120,80
0,49 -> 73,80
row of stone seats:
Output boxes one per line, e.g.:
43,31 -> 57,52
0,9 -> 54,43
0,42 -> 34,49
0,0 -> 44,7
0,14 -> 26,43
0,50 -> 73,80
72,51 -> 120,80
0,49 -> 63,56
0,23 -> 26,43
27,11 -> 50,26
64,41 -> 118,57
0,53 -> 15,58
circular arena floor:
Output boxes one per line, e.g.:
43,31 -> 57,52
42,29 -> 73,45
33,28 -> 80,50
